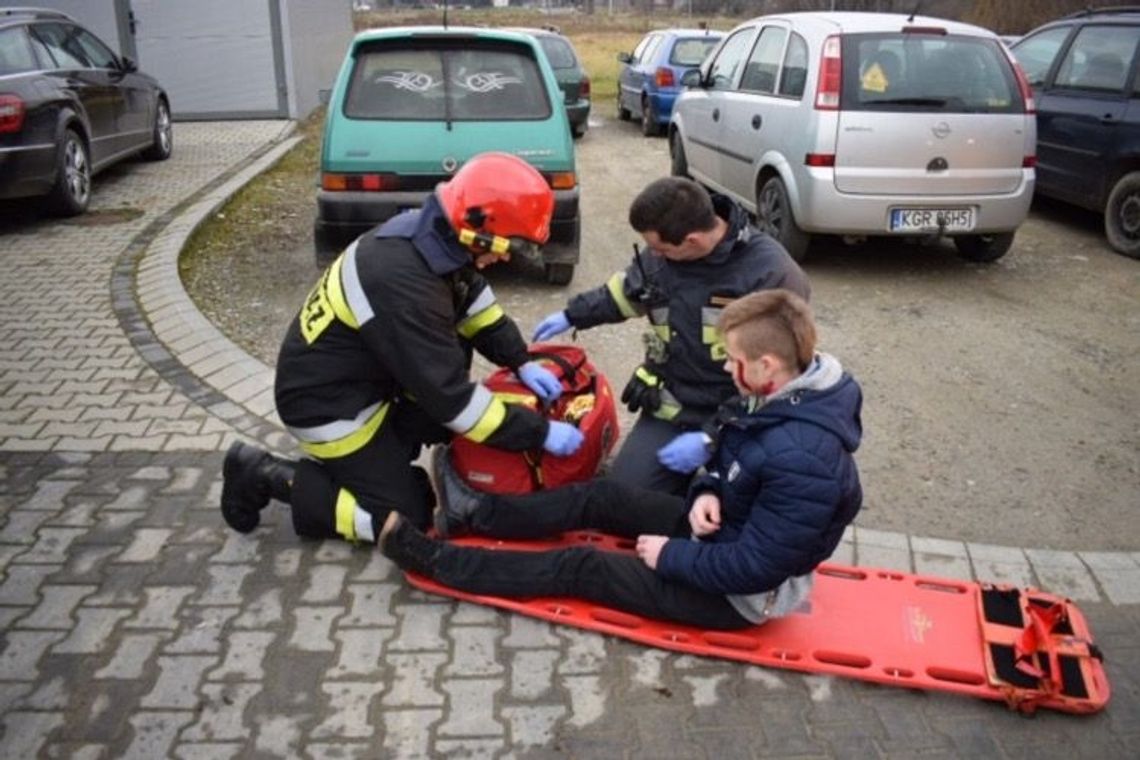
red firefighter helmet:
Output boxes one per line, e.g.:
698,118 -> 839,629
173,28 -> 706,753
437,152 -> 554,246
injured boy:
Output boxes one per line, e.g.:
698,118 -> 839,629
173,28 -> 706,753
380,289 -> 863,630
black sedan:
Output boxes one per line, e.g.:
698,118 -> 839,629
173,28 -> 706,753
0,8 -> 171,215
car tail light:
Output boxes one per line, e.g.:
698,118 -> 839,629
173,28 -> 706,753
1023,155 -> 1037,168
805,153 -> 836,167
655,67 -> 675,88
0,94 -> 26,134
579,76 -> 590,98
545,171 -> 576,190
814,36 -> 841,110
321,173 -> 400,192
1009,57 -> 1036,115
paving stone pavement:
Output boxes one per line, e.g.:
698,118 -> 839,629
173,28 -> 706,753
0,122 -> 1137,758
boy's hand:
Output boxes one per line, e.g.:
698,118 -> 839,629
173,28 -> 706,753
636,535 -> 668,570
688,493 -> 722,537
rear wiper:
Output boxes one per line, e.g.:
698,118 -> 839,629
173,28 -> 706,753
441,52 -> 453,131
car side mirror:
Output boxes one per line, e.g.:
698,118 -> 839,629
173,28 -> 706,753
617,52 -> 632,64
119,55 -> 138,73
681,69 -> 703,87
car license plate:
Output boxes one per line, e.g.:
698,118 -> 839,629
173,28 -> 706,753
889,208 -> 975,233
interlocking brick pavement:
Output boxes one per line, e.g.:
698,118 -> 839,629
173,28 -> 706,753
0,121 -> 1137,758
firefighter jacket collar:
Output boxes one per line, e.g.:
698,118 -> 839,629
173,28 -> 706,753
375,194 -> 470,276
699,194 -> 753,268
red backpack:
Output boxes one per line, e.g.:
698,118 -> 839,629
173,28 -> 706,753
450,343 -> 619,494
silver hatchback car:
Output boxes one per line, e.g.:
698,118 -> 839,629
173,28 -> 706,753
669,12 -> 1037,262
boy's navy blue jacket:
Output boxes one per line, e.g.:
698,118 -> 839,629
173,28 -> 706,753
656,365 -> 863,595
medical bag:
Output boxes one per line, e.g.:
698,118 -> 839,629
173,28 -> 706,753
449,343 -> 619,494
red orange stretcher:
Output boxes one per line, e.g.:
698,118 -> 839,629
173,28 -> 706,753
405,531 -> 1110,715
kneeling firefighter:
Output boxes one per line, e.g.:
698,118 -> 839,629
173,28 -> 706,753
221,152 -> 585,543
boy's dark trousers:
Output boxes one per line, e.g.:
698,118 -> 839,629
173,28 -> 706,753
430,478 -> 751,630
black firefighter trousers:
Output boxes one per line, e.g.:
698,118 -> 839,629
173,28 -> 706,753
428,478 -> 751,630
290,399 -> 449,539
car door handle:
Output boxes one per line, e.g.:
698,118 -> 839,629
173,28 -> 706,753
751,114 -> 762,130
1101,113 -> 1118,124
713,108 -> 720,122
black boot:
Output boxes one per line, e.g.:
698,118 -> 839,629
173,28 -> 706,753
221,441 -> 295,533
379,511 -> 441,577
430,445 -> 487,538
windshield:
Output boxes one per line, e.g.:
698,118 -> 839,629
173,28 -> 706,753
345,40 -> 551,121
842,33 -> 1021,113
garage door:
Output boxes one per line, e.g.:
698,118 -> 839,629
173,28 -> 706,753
130,0 -> 286,119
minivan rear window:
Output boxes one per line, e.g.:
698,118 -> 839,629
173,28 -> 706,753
842,33 -> 1021,113
345,40 -> 551,121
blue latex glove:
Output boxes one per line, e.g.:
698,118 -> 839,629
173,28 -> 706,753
518,361 -> 563,402
657,431 -> 712,474
544,420 -> 585,456
532,311 -> 572,342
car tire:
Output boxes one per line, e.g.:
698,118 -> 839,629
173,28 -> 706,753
953,232 -> 1015,263
617,92 -> 631,121
756,176 -> 810,262
1104,171 -> 1140,259
142,98 -> 173,161
572,121 -> 586,139
46,128 -> 90,217
314,225 -> 345,270
544,262 -> 575,286
640,97 -> 660,137
670,134 -> 689,178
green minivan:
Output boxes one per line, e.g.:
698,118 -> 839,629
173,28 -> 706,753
315,26 -> 581,284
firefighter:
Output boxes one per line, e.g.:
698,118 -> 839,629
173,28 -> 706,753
532,177 -> 810,497
221,152 -> 584,543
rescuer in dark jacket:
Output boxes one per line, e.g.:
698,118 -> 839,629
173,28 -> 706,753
532,177 -> 810,497
220,153 -> 584,543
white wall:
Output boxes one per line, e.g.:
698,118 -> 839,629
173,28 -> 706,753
283,0 -> 354,119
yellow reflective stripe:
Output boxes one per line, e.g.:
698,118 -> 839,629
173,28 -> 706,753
325,255 -> 359,329
606,272 -> 639,319
701,325 -> 720,344
653,323 -> 670,341
635,365 -> 662,387
335,489 -> 358,541
457,303 -> 505,339
464,396 -> 508,443
494,391 -> 539,409
654,402 -> 681,421
298,402 -> 390,459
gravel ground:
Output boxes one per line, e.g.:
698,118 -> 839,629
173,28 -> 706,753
183,114 -> 1140,551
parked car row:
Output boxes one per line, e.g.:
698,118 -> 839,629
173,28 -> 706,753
0,7 -> 171,215
614,10 -> 1140,264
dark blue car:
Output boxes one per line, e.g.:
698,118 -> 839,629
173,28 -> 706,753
1011,8 -> 1140,259
617,27 -> 723,136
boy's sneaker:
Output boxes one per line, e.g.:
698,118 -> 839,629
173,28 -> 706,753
379,511 -> 441,577
430,445 -> 487,538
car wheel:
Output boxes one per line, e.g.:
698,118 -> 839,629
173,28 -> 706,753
46,128 -> 90,217
1104,171 -> 1140,259
953,232 -> 1015,263
142,98 -> 173,161
640,97 -> 660,137
314,225 -> 345,270
756,176 -> 809,262
670,134 -> 689,178
617,92 -> 631,121
571,121 -> 586,139
544,262 -> 575,286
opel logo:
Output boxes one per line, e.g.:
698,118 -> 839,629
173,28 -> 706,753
442,156 -> 459,173
932,122 -> 951,139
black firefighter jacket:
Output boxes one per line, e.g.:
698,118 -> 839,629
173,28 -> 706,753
563,195 -> 811,423
274,195 -> 547,459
